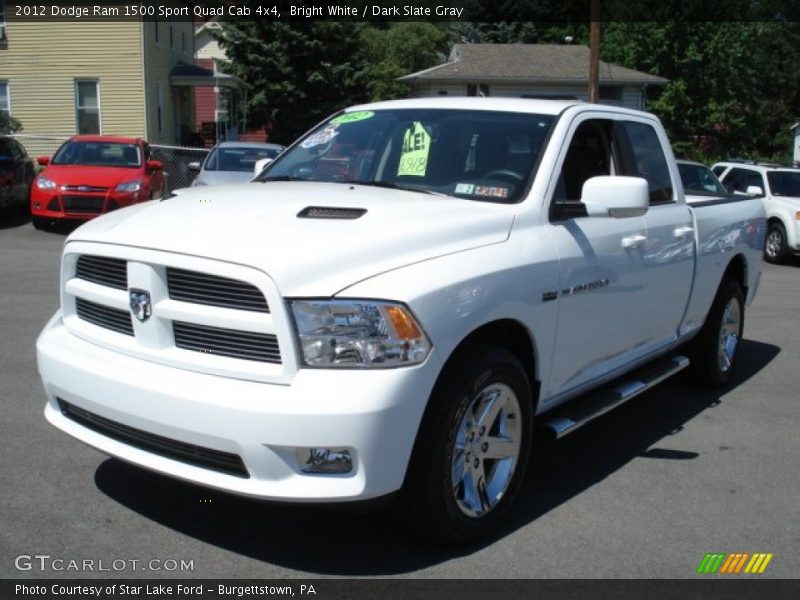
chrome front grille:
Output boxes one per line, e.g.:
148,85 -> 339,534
75,255 -> 128,290
62,196 -> 104,214
166,268 -> 270,313
75,297 -> 133,336
64,246 -> 291,382
173,321 -> 281,363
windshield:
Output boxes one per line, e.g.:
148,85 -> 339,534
205,146 -> 284,172
256,108 -> 556,203
52,141 -> 141,168
678,163 -> 727,196
767,171 -> 800,196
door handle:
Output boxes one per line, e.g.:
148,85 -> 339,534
622,234 -> 647,249
674,226 -> 695,238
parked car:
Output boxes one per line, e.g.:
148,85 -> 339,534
677,159 -> 730,203
713,161 -> 800,263
38,98 -> 765,544
189,142 -> 285,186
0,136 -> 36,217
30,136 -> 164,229
678,161 -> 762,254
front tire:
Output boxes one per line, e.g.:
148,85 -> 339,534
688,278 -> 745,387
398,346 -> 533,544
764,221 -> 788,264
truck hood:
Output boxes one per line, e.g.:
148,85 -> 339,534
68,182 -> 515,296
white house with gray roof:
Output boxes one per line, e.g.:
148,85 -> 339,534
399,44 -> 668,110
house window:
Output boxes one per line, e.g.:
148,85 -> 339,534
467,84 -> 490,97
75,80 -> 100,134
0,82 -> 10,117
0,0 -> 7,44
156,80 -> 163,134
599,86 -> 622,102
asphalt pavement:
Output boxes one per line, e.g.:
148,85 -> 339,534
1,214 -> 798,580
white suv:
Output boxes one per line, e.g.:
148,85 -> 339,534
713,161 -> 800,263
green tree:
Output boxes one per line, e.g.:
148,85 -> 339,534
0,112 -> 22,135
358,23 -> 449,101
602,21 -> 800,161
215,22 -> 368,144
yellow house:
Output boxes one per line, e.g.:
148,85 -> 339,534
0,15 -> 211,155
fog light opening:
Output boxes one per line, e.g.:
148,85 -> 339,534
297,447 -> 353,474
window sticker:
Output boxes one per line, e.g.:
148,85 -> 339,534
474,185 -> 509,198
454,182 -> 509,198
330,111 -> 375,125
398,121 -> 431,177
301,126 -> 339,149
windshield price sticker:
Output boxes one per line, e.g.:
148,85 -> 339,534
398,122 -> 431,177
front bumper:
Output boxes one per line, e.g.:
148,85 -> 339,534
38,312 -> 441,502
30,189 -> 142,221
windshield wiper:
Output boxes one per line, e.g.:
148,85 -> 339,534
339,180 -> 447,196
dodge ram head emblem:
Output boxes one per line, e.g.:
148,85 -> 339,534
129,289 -> 152,323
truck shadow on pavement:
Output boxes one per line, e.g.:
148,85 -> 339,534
94,339 -> 779,575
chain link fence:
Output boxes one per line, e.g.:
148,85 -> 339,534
150,145 -> 208,193
10,134 -> 209,194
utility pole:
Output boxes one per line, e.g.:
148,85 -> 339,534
589,0 -> 601,103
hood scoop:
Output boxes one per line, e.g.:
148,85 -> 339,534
297,206 -> 367,220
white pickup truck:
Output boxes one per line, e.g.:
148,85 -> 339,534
37,98 -> 765,544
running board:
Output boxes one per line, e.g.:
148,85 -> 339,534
542,355 -> 690,440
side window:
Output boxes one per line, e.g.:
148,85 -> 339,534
619,121 -> 673,205
722,168 -> 764,194
712,165 -> 726,177
554,119 -> 617,205
10,139 -> 24,159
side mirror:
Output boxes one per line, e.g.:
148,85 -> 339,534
746,185 -> 763,196
253,157 -> 273,176
147,160 -> 164,171
187,161 -> 201,171
37,156 -> 50,166
582,176 -> 649,218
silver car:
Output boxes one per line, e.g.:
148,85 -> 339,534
189,142 -> 285,186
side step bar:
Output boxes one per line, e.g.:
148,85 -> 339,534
542,355 -> 690,440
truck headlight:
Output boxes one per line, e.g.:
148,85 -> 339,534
290,300 -> 431,368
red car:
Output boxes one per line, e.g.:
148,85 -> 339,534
30,136 -> 164,229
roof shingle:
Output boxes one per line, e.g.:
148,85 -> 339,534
400,44 -> 668,85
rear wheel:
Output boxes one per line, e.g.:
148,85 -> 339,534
764,221 -> 788,264
687,278 -> 745,387
397,346 -> 533,544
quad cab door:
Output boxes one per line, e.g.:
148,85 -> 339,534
542,114 -> 693,404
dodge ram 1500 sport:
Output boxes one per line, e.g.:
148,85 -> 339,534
37,98 -> 766,543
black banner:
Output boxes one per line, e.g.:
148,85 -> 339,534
3,579 -> 800,600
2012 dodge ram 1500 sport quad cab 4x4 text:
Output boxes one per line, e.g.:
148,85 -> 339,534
37,98 -> 766,543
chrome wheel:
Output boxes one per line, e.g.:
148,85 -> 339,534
451,383 -> 522,518
765,230 -> 783,260
717,297 -> 742,373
